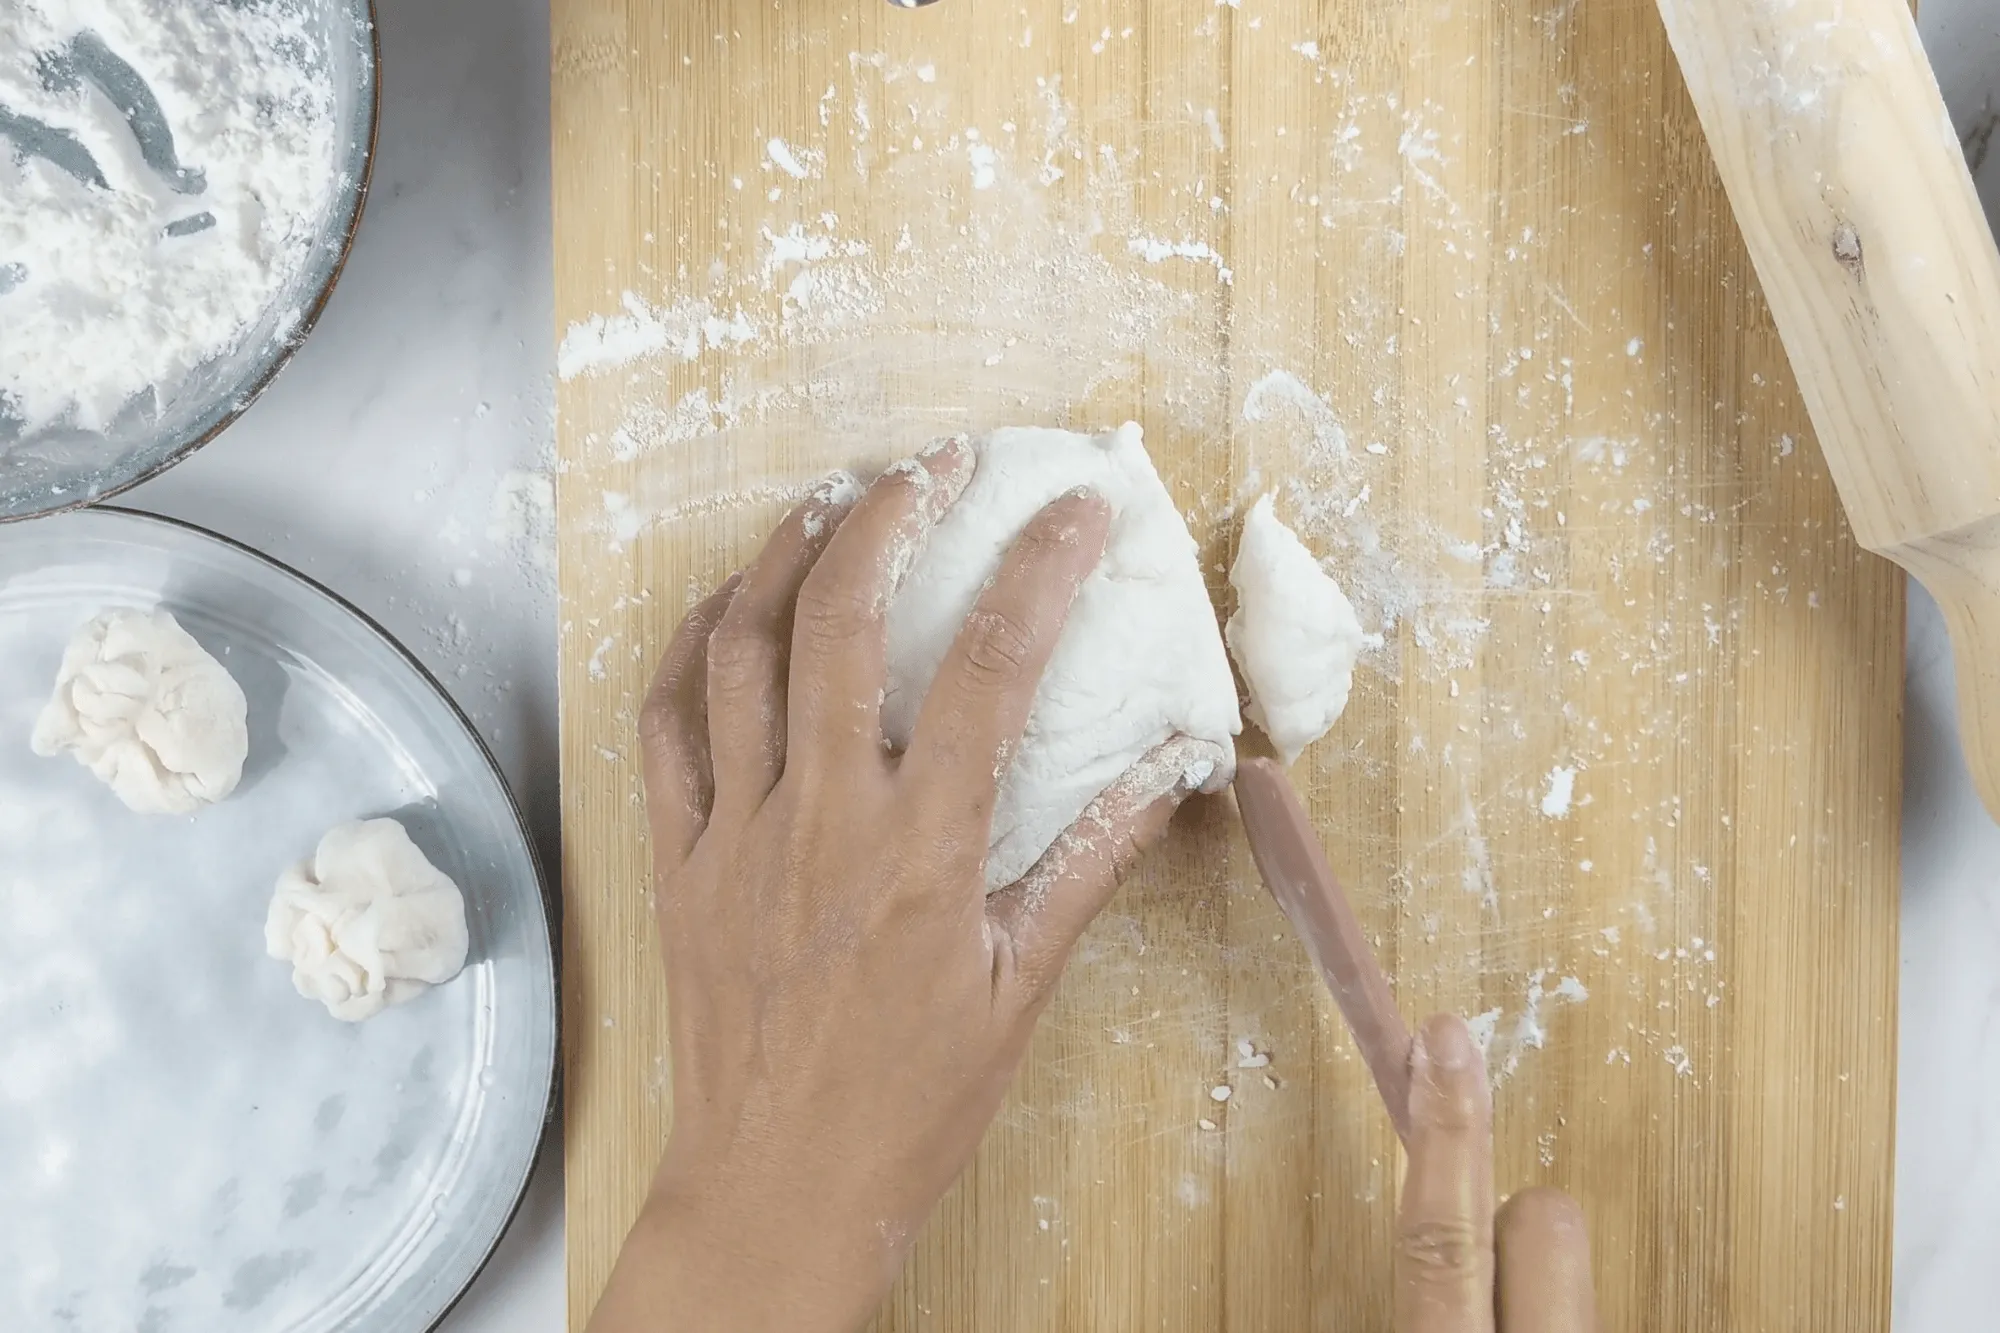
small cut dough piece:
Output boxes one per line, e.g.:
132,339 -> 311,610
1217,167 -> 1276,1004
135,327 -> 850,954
265,818 -> 471,1022
31,607 -> 249,814
883,422 -> 1241,891
1226,494 -> 1371,765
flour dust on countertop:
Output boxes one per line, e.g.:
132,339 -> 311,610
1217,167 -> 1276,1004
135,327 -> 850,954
0,0 -> 340,436
556,19 -> 1822,1113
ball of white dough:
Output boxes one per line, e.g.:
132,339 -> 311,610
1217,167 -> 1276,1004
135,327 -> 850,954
1225,495 -> 1372,765
265,818 -> 470,1022
31,607 -> 249,815
882,423 -> 1241,890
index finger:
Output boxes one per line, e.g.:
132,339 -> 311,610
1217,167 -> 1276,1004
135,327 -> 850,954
1396,1014 -> 1496,1333
1496,1188 -> 1597,1333
902,488 -> 1111,852
785,439 -> 975,778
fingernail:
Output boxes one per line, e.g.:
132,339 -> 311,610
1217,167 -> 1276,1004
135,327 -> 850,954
1056,487 -> 1111,523
1177,756 -> 1217,793
1417,1015 -> 1477,1072
1172,739 -> 1228,795
919,434 -> 966,460
720,570 -> 744,593
814,470 -> 862,507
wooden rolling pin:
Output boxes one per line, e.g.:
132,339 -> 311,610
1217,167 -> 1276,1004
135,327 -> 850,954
1657,0 -> 2000,819
1235,759 -> 1413,1142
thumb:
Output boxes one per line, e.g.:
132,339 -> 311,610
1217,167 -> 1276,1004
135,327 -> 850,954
1396,1014 -> 1496,1333
986,735 -> 1230,1000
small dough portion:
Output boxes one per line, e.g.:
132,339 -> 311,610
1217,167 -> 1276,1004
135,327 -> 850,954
266,818 -> 471,1022
31,607 -> 250,814
1226,494 -> 1371,765
884,422 -> 1241,891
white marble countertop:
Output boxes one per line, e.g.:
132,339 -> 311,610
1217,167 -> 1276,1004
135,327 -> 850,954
118,0 -> 2000,1327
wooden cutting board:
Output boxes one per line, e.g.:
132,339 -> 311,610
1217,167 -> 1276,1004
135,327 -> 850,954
550,1 -> 1903,1328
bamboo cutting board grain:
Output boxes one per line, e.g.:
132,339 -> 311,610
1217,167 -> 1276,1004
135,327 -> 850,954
551,1 -> 1903,1328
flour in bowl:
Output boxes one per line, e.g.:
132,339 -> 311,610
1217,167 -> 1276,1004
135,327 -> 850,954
0,0 -> 340,435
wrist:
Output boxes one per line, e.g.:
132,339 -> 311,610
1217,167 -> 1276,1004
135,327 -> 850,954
597,1168 -> 895,1333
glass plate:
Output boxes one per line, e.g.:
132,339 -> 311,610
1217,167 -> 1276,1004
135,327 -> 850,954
0,507 -> 556,1331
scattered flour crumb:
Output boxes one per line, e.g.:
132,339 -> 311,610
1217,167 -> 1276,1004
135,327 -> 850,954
1126,235 -> 1233,283
766,136 -> 817,179
1241,369 -> 1349,459
1540,764 -> 1576,818
1468,970 -> 1591,1080
489,470 -> 556,576
556,291 -> 757,380
1234,1037 -> 1271,1069
1466,1008 -> 1504,1052
969,141 -> 999,190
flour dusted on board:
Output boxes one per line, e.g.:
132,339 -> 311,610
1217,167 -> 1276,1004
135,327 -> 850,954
0,0 -> 339,434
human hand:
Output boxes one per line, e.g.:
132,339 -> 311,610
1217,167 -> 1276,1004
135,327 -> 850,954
588,439 -> 1221,1333
1397,1014 -> 1598,1333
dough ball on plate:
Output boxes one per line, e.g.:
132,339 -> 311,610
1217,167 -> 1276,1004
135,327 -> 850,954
266,818 -> 470,1022
31,607 -> 249,815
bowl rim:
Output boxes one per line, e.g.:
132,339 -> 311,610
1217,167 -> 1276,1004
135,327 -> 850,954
1,0 -> 385,527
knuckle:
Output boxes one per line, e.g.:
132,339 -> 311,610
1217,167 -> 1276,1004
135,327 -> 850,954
639,632 -> 711,736
1109,825 -> 1150,885
1412,1079 -> 1486,1133
958,609 -> 1037,687
794,579 -> 880,651
1397,1217 -> 1487,1278
638,692 -> 679,751
704,625 -> 775,697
